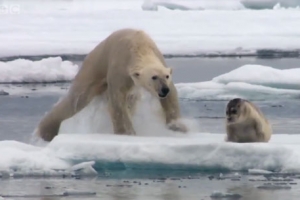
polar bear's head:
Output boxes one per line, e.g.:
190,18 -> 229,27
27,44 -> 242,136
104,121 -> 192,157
131,66 -> 173,99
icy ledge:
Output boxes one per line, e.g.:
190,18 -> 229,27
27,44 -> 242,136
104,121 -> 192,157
1,133 -> 300,177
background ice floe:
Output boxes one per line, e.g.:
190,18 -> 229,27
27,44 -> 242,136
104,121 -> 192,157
0,57 -> 78,83
0,0 -> 300,58
141,0 -> 245,11
2,0 -> 300,13
176,64 -> 300,101
142,0 -> 300,11
1,57 -> 299,100
177,81 -> 300,101
212,65 -> 300,90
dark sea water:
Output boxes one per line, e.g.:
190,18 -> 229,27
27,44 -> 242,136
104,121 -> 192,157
1,174 -> 299,200
0,57 -> 300,200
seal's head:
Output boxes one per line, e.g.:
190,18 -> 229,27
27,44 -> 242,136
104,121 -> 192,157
226,98 -> 244,123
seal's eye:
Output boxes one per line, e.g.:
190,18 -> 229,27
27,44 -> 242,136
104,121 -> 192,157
152,76 -> 157,80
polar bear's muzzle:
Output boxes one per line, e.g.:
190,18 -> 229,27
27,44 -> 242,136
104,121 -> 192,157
158,87 -> 170,98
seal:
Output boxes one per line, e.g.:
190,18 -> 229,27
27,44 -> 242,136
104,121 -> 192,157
225,98 -> 272,143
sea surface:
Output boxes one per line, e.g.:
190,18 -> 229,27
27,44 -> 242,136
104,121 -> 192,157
0,57 -> 300,200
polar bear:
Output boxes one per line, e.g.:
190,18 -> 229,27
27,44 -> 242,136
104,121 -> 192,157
36,28 -> 188,142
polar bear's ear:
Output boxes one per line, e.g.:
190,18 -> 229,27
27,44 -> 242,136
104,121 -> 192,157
168,67 -> 173,75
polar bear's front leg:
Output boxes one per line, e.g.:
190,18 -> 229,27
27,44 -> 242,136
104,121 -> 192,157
107,88 -> 136,135
159,83 -> 188,133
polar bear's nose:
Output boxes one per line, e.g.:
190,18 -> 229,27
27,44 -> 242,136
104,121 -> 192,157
161,87 -> 170,95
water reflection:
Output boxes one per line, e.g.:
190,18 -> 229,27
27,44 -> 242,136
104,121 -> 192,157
0,173 -> 299,200
227,184 -> 293,200
159,182 -> 181,200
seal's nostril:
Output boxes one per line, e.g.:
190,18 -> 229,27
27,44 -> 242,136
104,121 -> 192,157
227,117 -> 233,122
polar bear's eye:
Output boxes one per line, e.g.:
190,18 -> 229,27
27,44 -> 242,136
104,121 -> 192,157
152,76 -> 158,80
166,75 -> 169,79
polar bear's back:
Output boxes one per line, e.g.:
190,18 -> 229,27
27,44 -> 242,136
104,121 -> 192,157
74,28 -> 166,83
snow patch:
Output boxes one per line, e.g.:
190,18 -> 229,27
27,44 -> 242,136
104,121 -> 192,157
0,57 -> 78,83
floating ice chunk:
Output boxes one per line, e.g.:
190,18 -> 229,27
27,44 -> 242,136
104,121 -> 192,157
0,140 -> 70,175
268,177 -> 294,182
217,172 -> 241,180
257,184 -> 292,190
0,191 -> 96,198
63,191 -> 96,196
0,161 -> 97,179
210,191 -> 242,199
248,169 -> 273,175
0,194 -> 64,198
46,134 -> 300,173
70,161 -> 98,177
70,161 -> 95,171
0,90 -> 9,95
4,132 -> 300,175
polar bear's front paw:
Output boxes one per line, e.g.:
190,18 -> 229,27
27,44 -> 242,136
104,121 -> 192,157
167,120 -> 188,133
129,130 -> 137,136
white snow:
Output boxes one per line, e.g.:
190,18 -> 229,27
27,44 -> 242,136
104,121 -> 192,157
212,65 -> 300,90
0,140 -> 69,172
142,0 -> 245,11
0,1 -> 300,58
2,133 -> 300,175
0,57 -> 78,83
142,0 -> 300,11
